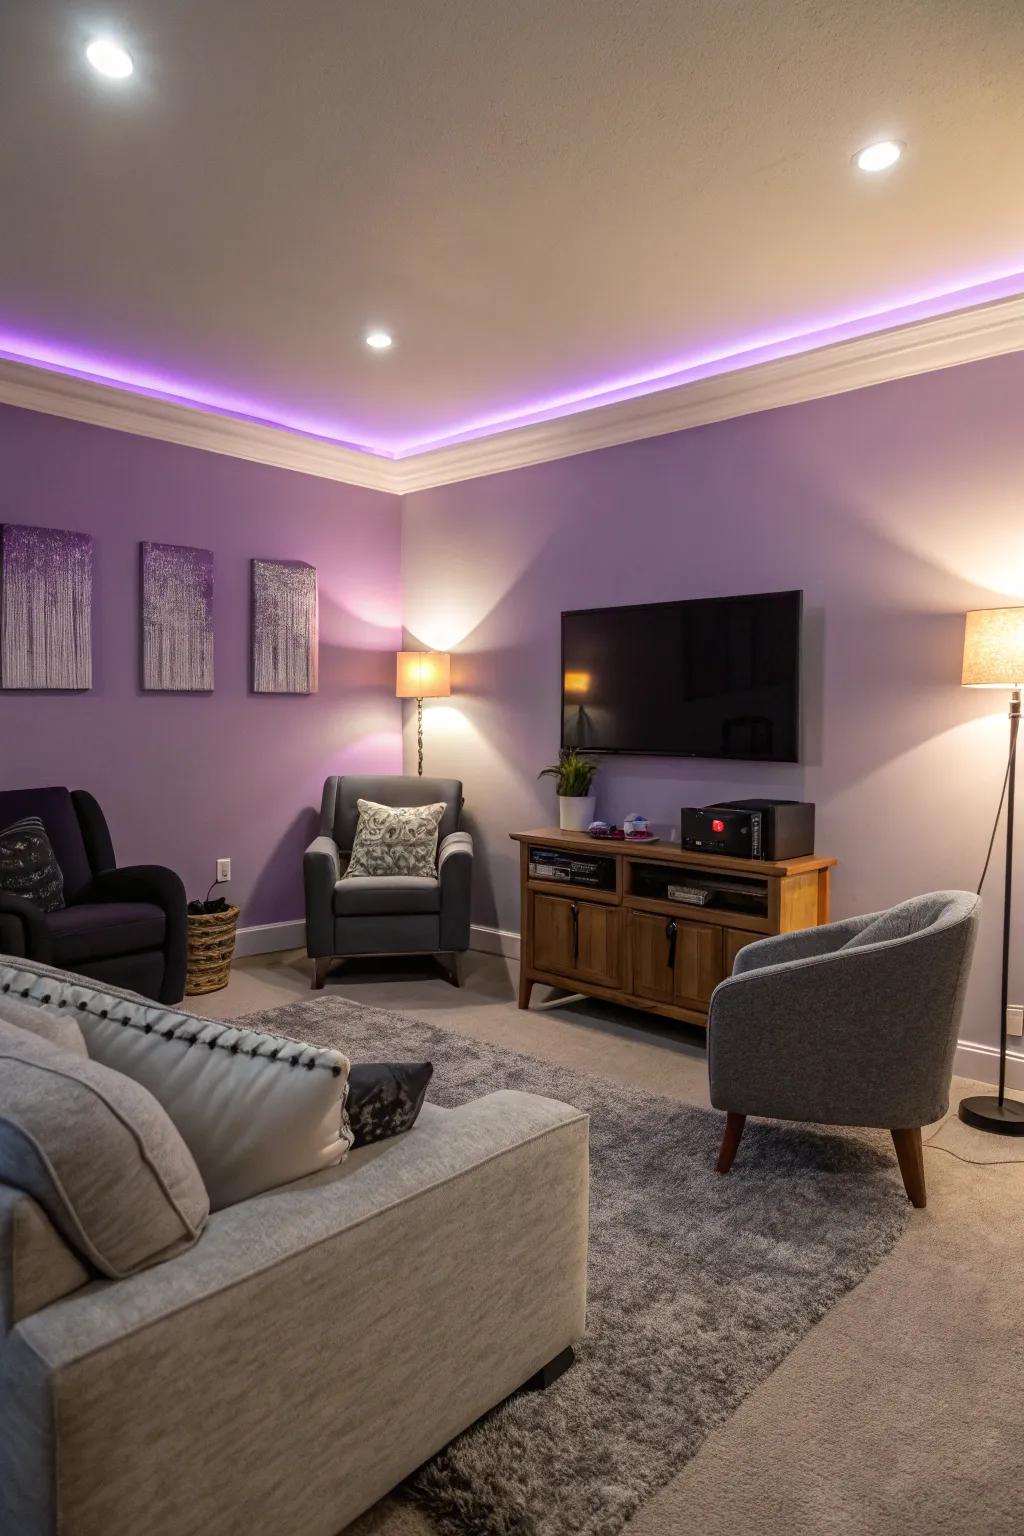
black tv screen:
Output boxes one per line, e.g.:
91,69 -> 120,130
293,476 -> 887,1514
561,591 -> 802,761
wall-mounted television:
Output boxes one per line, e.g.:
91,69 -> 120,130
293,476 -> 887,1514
560,590 -> 802,762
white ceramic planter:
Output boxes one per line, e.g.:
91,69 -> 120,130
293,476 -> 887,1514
558,795 -> 596,832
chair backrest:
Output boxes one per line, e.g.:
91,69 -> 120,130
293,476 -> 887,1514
320,775 -> 463,851
840,890 -> 977,956
0,787 -> 93,900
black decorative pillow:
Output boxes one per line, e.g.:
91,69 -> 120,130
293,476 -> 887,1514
345,1062 -> 433,1146
0,817 -> 65,912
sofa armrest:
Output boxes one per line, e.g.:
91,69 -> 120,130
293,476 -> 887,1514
303,834 -> 341,956
0,892 -> 54,965
438,830 -> 473,951
2,1090 -> 588,1536
0,1185 -> 90,1338
74,865 -> 187,1004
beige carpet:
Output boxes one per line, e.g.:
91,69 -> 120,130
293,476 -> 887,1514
204,950 -> 1024,1535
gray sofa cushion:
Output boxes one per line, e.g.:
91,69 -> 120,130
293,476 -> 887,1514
0,957 -> 354,1213
333,875 -> 441,916
0,993 -> 88,1058
0,1019 -> 209,1278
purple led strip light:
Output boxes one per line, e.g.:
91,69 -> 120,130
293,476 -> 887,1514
2,266 -> 1023,460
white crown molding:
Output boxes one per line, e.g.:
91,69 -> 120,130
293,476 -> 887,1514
0,357 -> 399,494
2,290 -> 1024,496
392,291 -> 1024,491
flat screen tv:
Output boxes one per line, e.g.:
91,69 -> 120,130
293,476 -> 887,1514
561,590 -> 802,762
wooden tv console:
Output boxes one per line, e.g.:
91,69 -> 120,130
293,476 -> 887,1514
511,829 -> 836,1028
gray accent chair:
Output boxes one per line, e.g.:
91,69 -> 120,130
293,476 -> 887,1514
304,775 -> 473,990
708,891 -> 981,1208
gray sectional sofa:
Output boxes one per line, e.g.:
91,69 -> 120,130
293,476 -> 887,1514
0,969 -> 589,1536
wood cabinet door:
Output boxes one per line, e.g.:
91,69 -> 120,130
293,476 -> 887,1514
673,923 -> 724,1005
532,893 -> 621,988
723,929 -> 757,976
628,912 -> 677,1003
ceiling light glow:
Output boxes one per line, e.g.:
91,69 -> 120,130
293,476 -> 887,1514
854,140 -> 903,173
85,38 -> 134,78
365,331 -> 393,350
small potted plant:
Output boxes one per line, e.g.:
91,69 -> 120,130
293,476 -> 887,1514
539,748 -> 599,832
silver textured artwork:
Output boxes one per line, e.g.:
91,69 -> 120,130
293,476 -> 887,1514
250,558 -> 318,694
0,523 -> 93,690
141,541 -> 214,691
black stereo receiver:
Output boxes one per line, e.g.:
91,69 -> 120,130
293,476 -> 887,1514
679,799 -> 815,861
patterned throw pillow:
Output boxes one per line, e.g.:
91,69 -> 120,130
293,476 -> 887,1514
345,799 -> 446,878
0,817 -> 65,912
345,1062 -> 433,1146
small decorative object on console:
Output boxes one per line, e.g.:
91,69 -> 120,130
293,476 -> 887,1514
587,821 -> 625,840
623,812 -> 651,840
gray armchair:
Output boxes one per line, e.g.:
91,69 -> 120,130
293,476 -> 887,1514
708,891 -> 980,1207
304,775 -> 473,990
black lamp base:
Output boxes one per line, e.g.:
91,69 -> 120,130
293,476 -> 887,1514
959,1095 -> 1024,1135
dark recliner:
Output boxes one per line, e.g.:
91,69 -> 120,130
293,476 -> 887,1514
0,787 -> 187,1004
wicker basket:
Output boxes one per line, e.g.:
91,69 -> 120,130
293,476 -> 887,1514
185,904 -> 240,996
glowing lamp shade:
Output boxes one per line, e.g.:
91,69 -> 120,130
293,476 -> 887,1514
961,607 -> 1024,688
395,651 -> 451,699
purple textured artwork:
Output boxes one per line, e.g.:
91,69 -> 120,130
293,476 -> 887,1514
141,541 -> 214,691
251,558 -> 318,694
0,523 -> 93,690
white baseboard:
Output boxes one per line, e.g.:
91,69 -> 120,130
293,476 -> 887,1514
953,1038 -> 1024,1091
234,919 -> 306,958
470,924 -> 521,959
234,919 -> 520,961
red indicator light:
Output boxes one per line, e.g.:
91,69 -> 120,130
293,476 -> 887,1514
711,818 -> 726,833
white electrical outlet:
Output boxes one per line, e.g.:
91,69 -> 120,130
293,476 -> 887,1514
1006,1005 -> 1024,1038
216,858 -> 231,884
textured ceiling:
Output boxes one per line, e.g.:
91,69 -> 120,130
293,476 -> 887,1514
1,0 -> 1023,453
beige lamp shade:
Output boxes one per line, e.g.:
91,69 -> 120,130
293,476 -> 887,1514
395,651 -> 451,699
962,608 -> 1024,688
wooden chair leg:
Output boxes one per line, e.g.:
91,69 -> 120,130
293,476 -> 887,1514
891,1127 -> 927,1208
716,1111 -> 747,1174
312,957 -> 333,991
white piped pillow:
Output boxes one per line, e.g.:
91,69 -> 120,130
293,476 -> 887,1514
0,959 -> 353,1211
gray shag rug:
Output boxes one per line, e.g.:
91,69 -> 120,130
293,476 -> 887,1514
243,996 -> 910,1536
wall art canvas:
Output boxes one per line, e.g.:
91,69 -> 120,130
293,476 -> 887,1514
140,541 -> 214,691
250,558 -> 318,694
0,523 -> 93,690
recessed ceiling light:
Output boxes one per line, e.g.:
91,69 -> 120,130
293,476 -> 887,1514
85,38 -> 134,79
365,331 -> 393,350
854,140 -> 903,173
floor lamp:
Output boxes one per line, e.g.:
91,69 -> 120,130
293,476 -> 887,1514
959,606 -> 1024,1135
395,651 -> 451,776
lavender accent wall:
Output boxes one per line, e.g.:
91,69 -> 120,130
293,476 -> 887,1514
0,404 -> 402,925
402,350 -> 1024,1056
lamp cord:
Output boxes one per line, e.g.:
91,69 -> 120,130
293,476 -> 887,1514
977,734 -> 1016,896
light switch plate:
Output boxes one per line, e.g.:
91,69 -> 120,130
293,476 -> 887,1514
1006,1004 -> 1023,1038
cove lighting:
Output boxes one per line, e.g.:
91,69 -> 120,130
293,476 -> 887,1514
365,331 -> 393,350
854,140 -> 903,173
2,269 -> 1024,460
85,39 -> 134,79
